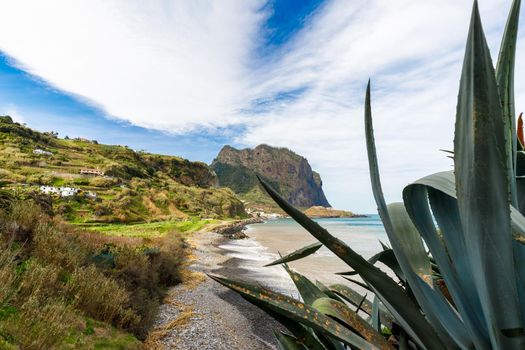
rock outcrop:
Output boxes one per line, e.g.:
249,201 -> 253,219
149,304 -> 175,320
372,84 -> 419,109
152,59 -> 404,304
211,144 -> 330,208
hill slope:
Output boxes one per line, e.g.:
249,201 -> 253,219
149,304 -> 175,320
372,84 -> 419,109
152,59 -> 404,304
0,116 -> 246,223
211,144 -> 330,210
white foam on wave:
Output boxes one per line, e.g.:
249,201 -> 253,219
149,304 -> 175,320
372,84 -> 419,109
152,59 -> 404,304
218,237 -> 296,294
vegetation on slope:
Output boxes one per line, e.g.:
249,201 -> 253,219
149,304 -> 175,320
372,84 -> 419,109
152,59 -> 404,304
0,197 -> 187,349
0,116 -> 246,225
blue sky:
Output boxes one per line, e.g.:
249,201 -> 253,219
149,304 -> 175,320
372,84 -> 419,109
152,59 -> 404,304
0,0 -> 523,212
0,0 -> 324,163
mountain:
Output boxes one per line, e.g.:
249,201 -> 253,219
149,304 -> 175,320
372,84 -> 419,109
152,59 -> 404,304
211,144 -> 330,210
0,116 -> 246,223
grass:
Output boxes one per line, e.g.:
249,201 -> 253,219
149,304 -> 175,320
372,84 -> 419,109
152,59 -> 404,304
77,218 -> 221,238
0,198 -> 188,348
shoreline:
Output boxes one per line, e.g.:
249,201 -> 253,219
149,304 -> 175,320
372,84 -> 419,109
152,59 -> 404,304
146,220 -> 281,350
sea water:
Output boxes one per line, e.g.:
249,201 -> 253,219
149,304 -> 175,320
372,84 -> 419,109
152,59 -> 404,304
217,215 -> 388,296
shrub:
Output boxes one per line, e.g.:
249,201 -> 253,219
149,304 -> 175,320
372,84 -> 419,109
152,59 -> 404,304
0,201 -> 43,243
66,265 -> 140,328
0,198 -> 188,346
1,296 -> 75,350
30,222 -> 91,272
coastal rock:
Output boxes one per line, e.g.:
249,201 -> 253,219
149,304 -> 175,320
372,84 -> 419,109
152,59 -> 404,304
303,206 -> 367,218
213,217 -> 264,239
211,144 -> 330,208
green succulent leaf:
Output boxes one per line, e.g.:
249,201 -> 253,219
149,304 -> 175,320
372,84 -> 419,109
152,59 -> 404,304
496,0 -> 521,208
265,242 -> 323,267
328,284 -> 392,330
371,296 -> 380,332
454,2 -> 524,348
312,297 -> 393,350
283,264 -> 326,305
365,81 -> 454,349
274,331 -> 308,350
315,281 -> 345,303
208,274 -> 379,349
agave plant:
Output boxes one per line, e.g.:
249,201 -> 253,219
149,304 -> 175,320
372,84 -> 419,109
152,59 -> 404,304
210,1 -> 525,349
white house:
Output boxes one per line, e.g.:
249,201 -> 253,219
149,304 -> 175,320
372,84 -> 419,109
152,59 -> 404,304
60,187 -> 79,197
40,186 -> 80,197
33,149 -> 53,156
40,185 -> 59,195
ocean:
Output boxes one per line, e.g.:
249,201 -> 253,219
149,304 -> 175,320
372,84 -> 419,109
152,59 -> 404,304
217,215 -> 388,296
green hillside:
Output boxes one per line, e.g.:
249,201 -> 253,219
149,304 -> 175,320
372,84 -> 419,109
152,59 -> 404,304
0,116 -> 246,225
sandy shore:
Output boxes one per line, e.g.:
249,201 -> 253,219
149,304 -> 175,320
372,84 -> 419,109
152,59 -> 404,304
146,227 -> 282,350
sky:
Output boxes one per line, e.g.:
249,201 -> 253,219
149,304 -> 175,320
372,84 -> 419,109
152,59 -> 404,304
0,0 -> 523,213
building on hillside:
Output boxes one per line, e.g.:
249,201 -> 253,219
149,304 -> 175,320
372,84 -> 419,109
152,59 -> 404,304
80,169 -> 104,176
59,187 -> 79,197
39,186 -> 80,197
40,185 -> 59,195
85,191 -> 97,199
33,149 -> 53,156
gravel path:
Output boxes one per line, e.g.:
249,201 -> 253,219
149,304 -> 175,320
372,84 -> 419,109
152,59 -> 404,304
146,230 -> 282,350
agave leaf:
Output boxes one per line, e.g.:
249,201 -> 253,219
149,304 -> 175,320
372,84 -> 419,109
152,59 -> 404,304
356,294 -> 368,314
312,297 -> 393,350
265,242 -> 323,267
368,249 -> 404,281
404,179 -> 492,349
274,331 -> 308,350
315,281 -> 345,303
283,264 -> 326,305
516,151 -> 525,214
256,173 -> 444,349
496,0 -> 521,207
208,274 -> 378,349
385,202 -> 472,348
454,2 -> 524,347
282,265 -> 346,349
405,170 -> 525,347
365,80 -> 458,348
386,203 -> 431,283
371,296 -> 380,332
341,276 -> 373,292
330,284 -> 394,329
336,249 -> 404,281
518,113 -> 525,151
252,301 -> 329,350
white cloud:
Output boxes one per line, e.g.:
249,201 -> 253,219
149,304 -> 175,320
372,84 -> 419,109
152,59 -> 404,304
0,0 -> 265,131
4,106 -> 26,124
0,0 -> 522,212
238,0 -> 524,212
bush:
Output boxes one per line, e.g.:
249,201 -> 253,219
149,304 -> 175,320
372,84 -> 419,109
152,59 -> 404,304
1,296 -> 75,350
0,201 -> 43,243
0,199 -> 188,346
66,265 -> 140,328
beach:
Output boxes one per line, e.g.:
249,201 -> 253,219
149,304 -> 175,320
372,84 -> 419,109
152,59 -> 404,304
147,225 -> 283,350
149,216 -> 387,349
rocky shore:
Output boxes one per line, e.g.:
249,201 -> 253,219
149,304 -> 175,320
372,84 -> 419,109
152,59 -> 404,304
212,217 -> 264,239
146,222 -> 281,350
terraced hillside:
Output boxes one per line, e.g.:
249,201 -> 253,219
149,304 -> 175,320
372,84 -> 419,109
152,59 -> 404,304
0,116 -> 246,224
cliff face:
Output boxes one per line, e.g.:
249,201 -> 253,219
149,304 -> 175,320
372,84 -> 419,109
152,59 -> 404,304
211,144 -> 330,208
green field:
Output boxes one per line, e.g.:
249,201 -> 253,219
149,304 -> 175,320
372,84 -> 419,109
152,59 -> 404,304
77,218 -> 222,238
